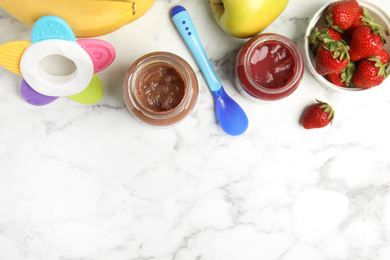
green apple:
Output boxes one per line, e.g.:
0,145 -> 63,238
210,0 -> 289,38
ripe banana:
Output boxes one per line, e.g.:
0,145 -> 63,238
0,0 -> 155,37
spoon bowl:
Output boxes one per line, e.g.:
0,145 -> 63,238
213,88 -> 248,136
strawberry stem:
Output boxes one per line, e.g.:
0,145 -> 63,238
369,57 -> 389,77
361,13 -> 387,44
324,39 -> 350,62
340,61 -> 356,86
315,99 -> 335,123
308,27 -> 334,54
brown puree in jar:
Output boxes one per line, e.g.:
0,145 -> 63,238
136,63 -> 185,112
123,52 -> 198,127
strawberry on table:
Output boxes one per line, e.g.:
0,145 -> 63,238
316,39 -> 350,75
352,57 -> 388,88
301,100 -> 335,129
326,0 -> 360,32
349,23 -> 385,61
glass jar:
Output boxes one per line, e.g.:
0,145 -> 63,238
123,52 -> 198,127
234,33 -> 304,101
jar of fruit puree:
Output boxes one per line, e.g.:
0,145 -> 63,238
123,52 -> 198,127
234,33 -> 304,101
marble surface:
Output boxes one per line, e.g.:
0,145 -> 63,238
1,0 -> 390,259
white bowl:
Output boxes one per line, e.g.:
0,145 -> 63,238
304,0 -> 390,92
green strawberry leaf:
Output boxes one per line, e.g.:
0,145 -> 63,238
378,62 -> 388,77
363,7 -> 372,20
316,99 -> 335,123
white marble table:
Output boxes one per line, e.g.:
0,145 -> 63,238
1,0 -> 390,259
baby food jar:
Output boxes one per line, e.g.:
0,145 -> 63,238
123,52 -> 198,127
234,33 -> 304,101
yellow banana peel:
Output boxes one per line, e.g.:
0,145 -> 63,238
0,0 -> 155,37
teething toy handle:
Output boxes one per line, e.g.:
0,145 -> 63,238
77,39 -> 116,73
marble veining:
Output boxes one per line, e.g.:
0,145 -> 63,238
1,0 -> 390,259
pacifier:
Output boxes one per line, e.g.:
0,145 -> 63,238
0,15 -> 116,106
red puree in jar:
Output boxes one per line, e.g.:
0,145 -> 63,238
249,41 -> 295,88
235,33 -> 304,101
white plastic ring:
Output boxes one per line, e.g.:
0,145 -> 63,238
20,39 -> 94,97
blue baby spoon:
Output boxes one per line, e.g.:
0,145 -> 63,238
171,5 -> 248,136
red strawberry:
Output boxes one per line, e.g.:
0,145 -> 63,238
351,7 -> 366,28
352,57 -> 388,88
327,71 -> 347,86
316,39 -> 350,75
325,28 -> 343,42
308,27 -> 342,53
344,7 -> 369,39
374,49 -> 389,63
349,24 -> 385,61
326,0 -> 360,32
301,100 -> 335,129
327,61 -> 356,87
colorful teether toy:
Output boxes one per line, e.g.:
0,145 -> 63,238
0,15 -> 116,106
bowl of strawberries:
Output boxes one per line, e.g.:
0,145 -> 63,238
304,0 -> 390,92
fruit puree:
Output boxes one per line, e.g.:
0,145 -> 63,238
249,41 -> 295,88
136,63 -> 185,112
123,52 -> 198,127
235,33 -> 304,101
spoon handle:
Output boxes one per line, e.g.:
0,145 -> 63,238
171,5 -> 222,92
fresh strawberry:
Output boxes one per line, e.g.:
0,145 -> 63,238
344,7 -> 370,39
308,27 -> 343,53
301,100 -> 335,129
327,71 -> 347,87
349,24 -> 385,61
351,7 -> 366,28
316,39 -> 350,75
325,28 -> 343,42
374,49 -> 389,63
309,27 -> 342,51
327,61 -> 356,87
352,57 -> 388,88
326,0 -> 360,32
